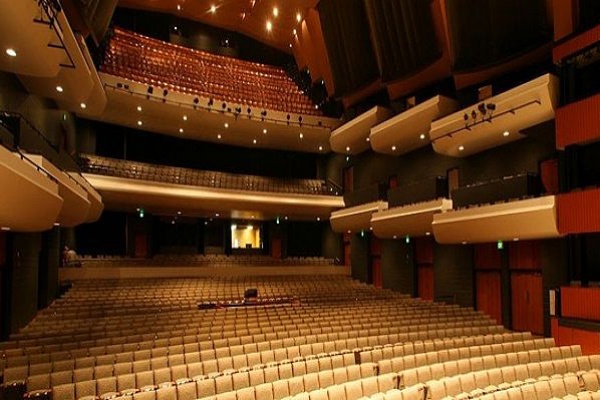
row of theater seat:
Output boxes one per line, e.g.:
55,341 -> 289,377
80,154 -> 336,197
3,276 -> 594,400
30,341 -> 570,400
101,29 -> 321,116
3,318 -> 497,382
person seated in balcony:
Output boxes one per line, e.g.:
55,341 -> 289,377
62,245 -> 81,267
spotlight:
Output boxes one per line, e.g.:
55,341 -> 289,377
286,114 -> 290,120
486,103 -> 496,111
261,110 -> 267,117
222,103 -> 227,109
163,89 -> 168,97
478,103 -> 486,114
194,97 -> 200,105
298,116 -> 303,122
235,107 -> 242,114
463,113 -> 469,122
207,98 -> 213,106
247,108 -> 251,114
471,110 -> 477,120
147,86 -> 153,94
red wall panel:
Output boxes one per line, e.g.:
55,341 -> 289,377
557,188 -> 600,234
474,243 -> 502,270
372,258 -> 382,289
556,92 -> 600,149
553,24 -> 600,62
370,237 -> 382,257
511,272 -> 544,335
561,286 -> 600,321
540,158 -> 559,195
508,240 -> 541,270
415,236 -> 434,265
553,324 -> 600,355
476,271 -> 503,324
418,264 -> 434,301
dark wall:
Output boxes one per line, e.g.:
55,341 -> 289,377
381,240 -> 415,295
286,222 -> 323,257
541,239 -> 569,336
89,121 -> 321,180
7,233 -> 41,333
322,226 -> 343,261
0,72 -> 79,171
434,244 -> 474,307
342,120 -> 556,193
38,229 -> 61,310
75,212 -> 127,256
350,234 -> 370,282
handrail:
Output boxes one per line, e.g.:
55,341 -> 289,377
102,83 -> 335,130
0,111 -> 88,191
7,144 -> 60,185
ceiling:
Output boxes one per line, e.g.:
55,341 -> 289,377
118,0 -> 319,51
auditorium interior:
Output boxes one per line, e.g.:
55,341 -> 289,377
2,0 -> 600,399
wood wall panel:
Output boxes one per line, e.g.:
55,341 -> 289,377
561,286 -> 600,321
418,264 -> 434,301
474,243 -> 501,270
415,236 -> 434,265
509,241 -> 541,270
372,257 -> 382,288
476,271 -> 503,324
511,272 -> 544,334
540,158 -> 559,195
552,321 -> 600,355
557,188 -> 600,234
556,92 -> 600,149
306,9 -> 335,95
370,237 -> 382,257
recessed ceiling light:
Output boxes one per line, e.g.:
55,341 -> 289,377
6,48 -> 17,57
393,235 -> 397,239
419,134 -> 426,140
318,145 -> 323,151
80,103 -> 86,109
462,241 -> 468,245
55,85 -> 63,93
174,26 -> 178,31
137,106 -> 142,112
266,20 -> 272,31
458,145 -> 465,151
345,146 -> 350,152
316,217 -> 320,221
224,123 -> 229,129
348,230 -> 352,234
137,120 -> 143,126
263,128 -> 267,134
0,227 -> 10,231
299,132 -> 303,139
391,145 -> 397,151
289,43 -> 292,48
503,131 -> 510,137
285,216 -> 288,220
425,232 -> 431,236
513,238 -> 519,241
210,5 -> 216,13
217,134 -> 222,139
215,213 -> 220,217
293,29 -> 297,36
179,128 -> 184,133
366,137 -> 370,142
177,211 -> 181,215
296,13 -> 302,22
273,7 -> 278,17
177,4 -> 181,10
182,115 -> 187,121
253,139 -> 257,144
